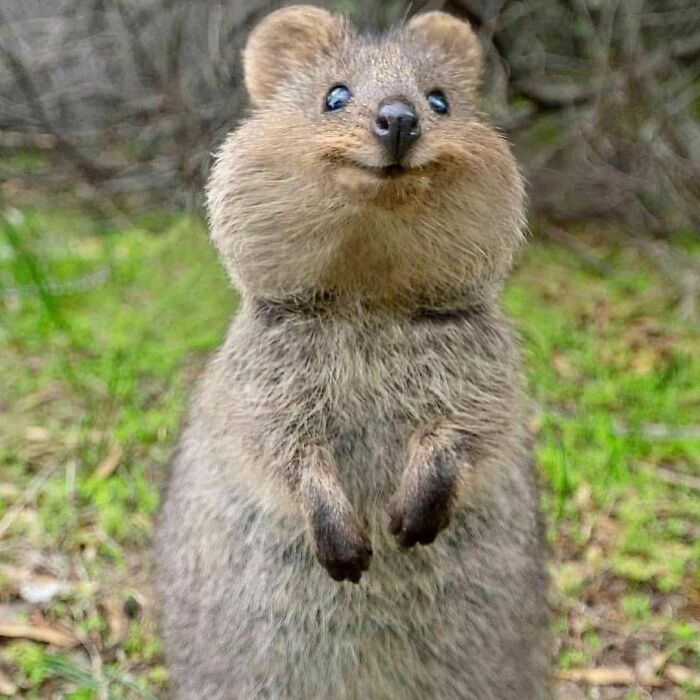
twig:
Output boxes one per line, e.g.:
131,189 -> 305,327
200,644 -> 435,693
558,665 -> 665,687
655,466 -> 700,492
0,461 -> 57,541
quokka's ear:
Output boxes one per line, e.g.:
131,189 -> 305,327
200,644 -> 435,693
244,5 -> 349,107
405,12 -> 482,89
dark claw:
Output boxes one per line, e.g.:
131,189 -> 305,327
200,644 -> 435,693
328,566 -> 348,582
322,547 -> 371,583
316,533 -> 372,583
417,530 -> 438,545
388,485 -> 452,549
394,515 -> 447,548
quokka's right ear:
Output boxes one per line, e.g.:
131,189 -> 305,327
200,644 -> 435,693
243,5 -> 349,108
405,12 -> 483,91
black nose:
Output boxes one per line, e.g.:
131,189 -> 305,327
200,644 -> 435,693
372,100 -> 421,163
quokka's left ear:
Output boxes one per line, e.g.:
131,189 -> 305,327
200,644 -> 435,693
243,5 -> 350,108
405,12 -> 483,90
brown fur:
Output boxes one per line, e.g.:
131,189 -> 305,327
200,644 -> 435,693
156,6 -> 550,698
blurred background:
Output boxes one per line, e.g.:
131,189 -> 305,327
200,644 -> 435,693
0,1 -> 698,698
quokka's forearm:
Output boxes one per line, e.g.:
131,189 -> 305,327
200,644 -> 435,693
388,422 -> 474,548
283,420 -> 480,571
287,442 -> 372,583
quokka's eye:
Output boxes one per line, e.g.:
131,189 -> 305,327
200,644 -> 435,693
426,89 -> 449,115
325,84 -> 352,111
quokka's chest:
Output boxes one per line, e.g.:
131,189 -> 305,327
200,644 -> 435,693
303,323 -> 467,423
230,310 -> 505,428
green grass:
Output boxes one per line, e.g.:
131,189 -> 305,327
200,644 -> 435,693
0,207 -> 698,697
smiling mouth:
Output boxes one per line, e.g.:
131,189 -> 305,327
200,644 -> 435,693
343,160 -> 410,179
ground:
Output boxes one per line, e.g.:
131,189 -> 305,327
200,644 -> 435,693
0,207 -> 698,698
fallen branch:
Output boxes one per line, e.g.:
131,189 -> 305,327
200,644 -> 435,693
655,466 -> 700,492
0,622 -> 78,648
558,665 -> 664,687
94,442 -> 123,480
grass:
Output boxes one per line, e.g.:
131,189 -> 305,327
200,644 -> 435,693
0,206 -> 698,698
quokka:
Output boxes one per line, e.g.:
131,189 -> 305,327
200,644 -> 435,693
156,6 -> 550,698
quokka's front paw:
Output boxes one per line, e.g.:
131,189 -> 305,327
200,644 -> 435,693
388,469 -> 455,549
310,509 -> 372,583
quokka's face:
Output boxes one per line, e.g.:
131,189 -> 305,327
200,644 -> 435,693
241,8 -> 510,204
207,7 -> 525,303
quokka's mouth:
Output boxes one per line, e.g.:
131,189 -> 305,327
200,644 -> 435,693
330,156 -> 433,199
343,160 -> 411,179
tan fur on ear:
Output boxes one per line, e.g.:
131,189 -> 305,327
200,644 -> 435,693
244,5 -> 348,107
406,11 -> 482,87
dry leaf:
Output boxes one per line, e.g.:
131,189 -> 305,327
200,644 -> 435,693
628,348 -> 657,376
529,412 -> 544,436
574,483 -> 592,511
24,426 -> 50,442
553,561 -> 591,594
0,621 -> 78,647
0,564 -> 70,604
0,668 -> 17,696
95,442 -> 122,480
584,544 -> 603,566
20,579 -> 67,605
0,483 -> 19,499
101,595 -> 129,644
0,563 -> 29,589
552,353 -> 575,379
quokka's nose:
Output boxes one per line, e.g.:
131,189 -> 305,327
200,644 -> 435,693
372,100 -> 421,163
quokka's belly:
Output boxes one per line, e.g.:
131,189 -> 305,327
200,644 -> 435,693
158,443 -> 548,700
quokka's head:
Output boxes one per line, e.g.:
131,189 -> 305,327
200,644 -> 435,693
208,5 -> 526,308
